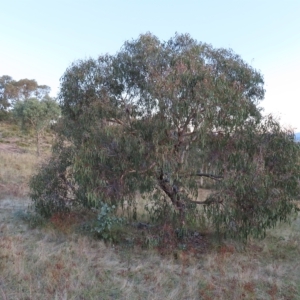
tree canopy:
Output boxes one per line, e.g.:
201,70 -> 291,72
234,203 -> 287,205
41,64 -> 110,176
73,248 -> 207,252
13,96 -> 60,156
30,33 -> 300,239
0,75 -> 50,113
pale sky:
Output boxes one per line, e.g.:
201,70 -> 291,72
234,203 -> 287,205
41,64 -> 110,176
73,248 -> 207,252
1,0 -> 299,129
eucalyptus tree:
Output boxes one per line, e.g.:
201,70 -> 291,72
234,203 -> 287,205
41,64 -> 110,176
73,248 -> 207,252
13,96 -> 60,156
30,33 -> 299,239
0,76 -> 50,108
0,75 -> 51,120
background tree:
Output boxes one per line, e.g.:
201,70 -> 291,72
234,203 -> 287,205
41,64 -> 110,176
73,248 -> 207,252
0,75 -> 51,119
13,96 -> 60,156
13,78 -> 51,101
30,33 -> 299,239
0,75 -> 15,111
0,75 -> 16,119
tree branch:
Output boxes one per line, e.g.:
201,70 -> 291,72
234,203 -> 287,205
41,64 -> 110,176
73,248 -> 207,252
195,173 -> 223,180
189,198 -> 223,205
120,162 -> 157,182
107,118 -> 124,125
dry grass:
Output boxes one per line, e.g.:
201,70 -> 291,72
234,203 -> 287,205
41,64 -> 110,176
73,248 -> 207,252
1,120 -> 300,299
0,208 -> 299,299
0,151 -> 38,199
0,122 -> 52,199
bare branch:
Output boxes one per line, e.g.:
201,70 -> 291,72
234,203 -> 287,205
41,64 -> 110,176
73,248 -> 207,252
195,173 -> 223,180
182,131 -> 197,137
107,118 -> 124,125
189,198 -> 223,205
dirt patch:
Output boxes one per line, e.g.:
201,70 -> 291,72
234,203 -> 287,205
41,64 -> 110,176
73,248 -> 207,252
197,188 -> 212,200
0,142 -> 27,154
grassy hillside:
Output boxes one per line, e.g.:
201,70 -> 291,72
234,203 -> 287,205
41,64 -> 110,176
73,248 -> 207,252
0,121 -> 300,299
0,122 -> 53,199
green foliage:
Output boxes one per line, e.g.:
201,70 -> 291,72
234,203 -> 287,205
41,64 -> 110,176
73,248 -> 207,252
30,146 -> 75,217
92,202 -> 124,242
145,192 -> 176,223
13,97 -> 60,132
0,75 -> 50,112
13,97 -> 60,155
14,209 -> 47,228
30,33 -> 300,240
0,110 -> 13,121
203,117 -> 300,239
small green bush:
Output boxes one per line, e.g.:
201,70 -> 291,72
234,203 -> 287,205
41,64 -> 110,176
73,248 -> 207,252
92,202 -> 124,242
14,209 -> 47,228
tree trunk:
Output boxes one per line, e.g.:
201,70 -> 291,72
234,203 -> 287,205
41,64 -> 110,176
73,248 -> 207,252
36,131 -> 40,157
158,175 -> 186,225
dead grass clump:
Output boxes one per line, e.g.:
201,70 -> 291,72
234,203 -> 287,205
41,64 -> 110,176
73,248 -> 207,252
49,209 -> 97,234
0,151 -> 38,199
